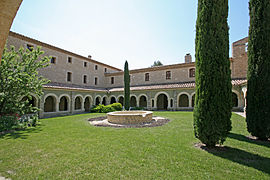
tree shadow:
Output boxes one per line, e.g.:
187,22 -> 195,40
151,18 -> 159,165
201,146 -> 270,175
228,132 -> 270,148
0,125 -> 43,139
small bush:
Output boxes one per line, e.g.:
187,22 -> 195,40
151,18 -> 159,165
90,103 -> 123,113
0,115 -> 18,132
111,103 -> 122,111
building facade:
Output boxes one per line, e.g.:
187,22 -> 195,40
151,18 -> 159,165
6,32 -> 248,118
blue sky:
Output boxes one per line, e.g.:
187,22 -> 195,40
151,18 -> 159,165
11,0 -> 249,70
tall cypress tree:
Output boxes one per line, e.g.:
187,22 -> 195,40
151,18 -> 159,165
193,0 -> 232,147
246,0 -> 270,140
124,60 -> 130,110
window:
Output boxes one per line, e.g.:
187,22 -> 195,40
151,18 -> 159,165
26,44 -> 34,51
105,68 -> 107,72
67,72 -> 72,82
166,71 -> 171,80
94,77 -> 98,85
95,65 -> 98,70
111,77 -> 114,84
50,57 -> 56,64
68,57 -> 72,63
145,73 -> 149,81
84,62 -> 87,67
189,68 -> 195,78
83,75 -> 87,84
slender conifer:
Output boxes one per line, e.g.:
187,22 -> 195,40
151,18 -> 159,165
246,0 -> 270,140
193,0 -> 232,147
124,61 -> 130,110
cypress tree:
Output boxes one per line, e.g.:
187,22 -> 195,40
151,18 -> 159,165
124,60 -> 130,110
193,0 -> 232,147
246,0 -> 270,140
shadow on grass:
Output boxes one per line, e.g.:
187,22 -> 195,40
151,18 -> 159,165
202,146 -> 270,175
228,133 -> 270,148
0,125 -> 43,139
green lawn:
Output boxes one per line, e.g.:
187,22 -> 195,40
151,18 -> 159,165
0,112 -> 269,179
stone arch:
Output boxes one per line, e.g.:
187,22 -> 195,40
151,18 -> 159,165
232,92 -> 238,108
117,95 -> 124,106
110,95 -> 117,104
102,96 -> 108,105
84,95 -> 92,111
59,94 -> 70,111
95,95 -> 101,105
155,92 -> 169,110
21,95 -> 38,108
138,94 -> 147,108
74,95 -> 83,110
177,92 -> 190,107
44,93 -> 57,112
130,95 -> 137,107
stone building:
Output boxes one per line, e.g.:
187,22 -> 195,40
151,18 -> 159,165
6,31 -> 248,118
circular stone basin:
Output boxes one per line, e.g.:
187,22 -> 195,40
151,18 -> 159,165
107,111 -> 153,125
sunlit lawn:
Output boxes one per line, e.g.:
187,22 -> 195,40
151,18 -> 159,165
0,112 -> 269,179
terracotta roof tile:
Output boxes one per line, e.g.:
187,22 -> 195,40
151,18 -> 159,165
44,79 -> 247,92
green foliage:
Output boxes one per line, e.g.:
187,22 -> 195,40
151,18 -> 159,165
124,61 -> 130,110
0,46 -> 50,131
193,0 -> 232,147
0,115 -> 18,132
246,0 -> 270,140
151,60 -> 163,67
111,103 -> 123,111
91,103 -> 122,113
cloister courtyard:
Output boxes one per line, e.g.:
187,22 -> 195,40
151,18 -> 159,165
0,111 -> 269,179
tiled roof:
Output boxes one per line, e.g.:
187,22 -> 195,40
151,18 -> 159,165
44,79 -> 247,92
44,82 -> 106,92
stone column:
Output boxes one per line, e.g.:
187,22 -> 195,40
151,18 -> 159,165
0,0 -> 23,62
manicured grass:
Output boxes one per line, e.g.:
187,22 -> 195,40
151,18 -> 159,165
0,112 -> 269,179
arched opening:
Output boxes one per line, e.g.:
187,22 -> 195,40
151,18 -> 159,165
22,96 -> 37,107
170,99 -> 173,108
157,94 -> 168,110
102,97 -> 107,105
118,96 -> 124,105
130,96 -> 137,107
95,97 -> 100,105
152,99 -> 154,107
179,94 -> 189,107
110,97 -> 116,104
232,92 -> 238,107
139,96 -> 147,108
59,96 -> 68,111
75,97 -> 82,110
44,96 -> 56,112
192,94 -> 195,107
84,97 -> 91,111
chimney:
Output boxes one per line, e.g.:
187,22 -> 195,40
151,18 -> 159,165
185,53 -> 192,63
88,55 -> 92,59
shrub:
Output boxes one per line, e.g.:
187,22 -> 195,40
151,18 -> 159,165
0,115 -> 18,132
111,103 -> 122,111
90,103 -> 123,113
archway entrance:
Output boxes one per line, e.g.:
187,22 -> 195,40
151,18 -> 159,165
95,97 -> 100,105
118,96 -> 124,106
75,97 -> 82,110
84,97 -> 91,111
139,96 -> 147,108
157,94 -> 168,110
102,97 -> 107,105
130,96 -> 137,107
110,97 -> 116,104
44,96 -> 56,112
59,96 -> 68,111
179,94 -> 189,107
232,92 -> 238,107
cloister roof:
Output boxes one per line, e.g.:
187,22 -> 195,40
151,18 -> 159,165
44,78 -> 247,92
